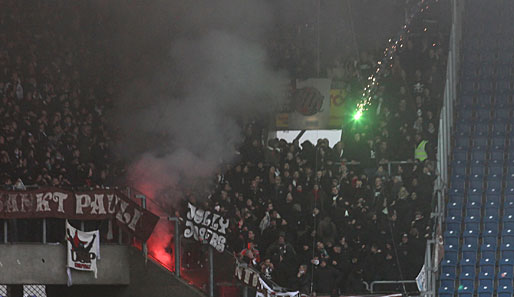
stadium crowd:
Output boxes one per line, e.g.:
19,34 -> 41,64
208,10 -> 448,297
0,0 -> 448,295
0,1 -> 123,189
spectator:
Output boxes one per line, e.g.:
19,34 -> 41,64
313,259 -> 341,296
288,264 -> 311,294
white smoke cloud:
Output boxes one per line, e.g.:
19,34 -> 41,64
110,1 -> 289,208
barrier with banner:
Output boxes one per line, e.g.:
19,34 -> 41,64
0,188 -> 159,241
66,220 -> 100,284
235,263 -> 300,297
184,202 -> 229,252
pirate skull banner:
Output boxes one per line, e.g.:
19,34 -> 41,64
66,220 -> 100,278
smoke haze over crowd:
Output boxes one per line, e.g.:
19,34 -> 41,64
107,0 -> 289,206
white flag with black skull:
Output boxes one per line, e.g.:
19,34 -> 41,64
66,221 -> 100,279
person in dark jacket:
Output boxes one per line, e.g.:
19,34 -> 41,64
289,264 -> 311,294
314,259 -> 341,296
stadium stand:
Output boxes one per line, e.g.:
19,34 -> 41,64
440,0 -> 514,296
0,0 -> 452,296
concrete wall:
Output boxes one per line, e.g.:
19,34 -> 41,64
0,244 -> 206,297
0,244 -> 129,285
45,248 -> 206,297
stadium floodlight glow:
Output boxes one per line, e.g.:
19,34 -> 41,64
353,109 -> 363,121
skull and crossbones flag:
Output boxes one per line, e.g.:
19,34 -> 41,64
66,220 -> 100,283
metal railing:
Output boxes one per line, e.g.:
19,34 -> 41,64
423,0 -> 463,296
370,280 -> 417,293
344,160 -> 415,176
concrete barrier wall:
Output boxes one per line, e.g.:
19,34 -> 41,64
0,244 -> 129,285
46,248 -> 206,297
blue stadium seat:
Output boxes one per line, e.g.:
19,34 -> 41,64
439,282 -> 455,297
484,222 -> 499,235
469,188 -> 484,197
448,196 -> 464,209
486,186 -> 500,195
440,279 -> 455,290
449,187 -> 465,197
503,211 -> 514,222
491,136 -> 506,150
447,221 -> 461,233
489,158 -> 504,167
478,279 -> 494,295
484,199 -> 499,210
481,242 -> 497,252
498,282 -> 514,297
462,238 -> 479,252
442,251 -> 459,266
461,250 -> 477,266
502,242 -> 514,251
479,265 -> 495,280
499,264 -> 514,280
504,224 -> 514,242
499,278 -> 513,291
467,200 -> 481,210
441,264 -> 457,280
445,237 -> 460,252
457,280 -> 474,297
486,194 -> 501,205
460,265 -> 476,280
486,172 -> 502,183
506,197 -> 514,209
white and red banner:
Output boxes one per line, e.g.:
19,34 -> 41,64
0,188 -> 159,241
66,221 -> 100,279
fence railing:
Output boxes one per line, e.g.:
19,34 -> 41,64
370,280 -> 417,293
424,0 -> 463,296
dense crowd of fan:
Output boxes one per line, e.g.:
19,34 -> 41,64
0,1 -> 123,189
203,10 -> 449,297
0,0 -> 448,294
